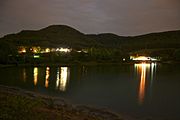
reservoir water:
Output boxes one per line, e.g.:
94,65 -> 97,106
0,63 -> 180,119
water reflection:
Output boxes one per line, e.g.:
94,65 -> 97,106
56,68 -> 60,89
32,66 -> 69,90
134,63 -> 156,105
45,67 -> 50,88
33,67 -> 38,86
150,63 -> 156,88
56,67 -> 69,91
22,68 -> 26,82
150,63 -> 157,100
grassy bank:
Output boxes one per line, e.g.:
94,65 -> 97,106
0,85 -> 123,120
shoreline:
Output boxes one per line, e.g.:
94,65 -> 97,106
1,61 -> 179,68
0,84 -> 174,120
0,85 -> 127,120
1,60 -> 180,68
0,62 -> 126,68
1,85 -> 157,120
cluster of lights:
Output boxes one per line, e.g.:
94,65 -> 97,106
131,56 -> 157,61
56,48 -> 71,53
40,48 -> 51,53
32,66 -> 69,91
18,46 -> 72,54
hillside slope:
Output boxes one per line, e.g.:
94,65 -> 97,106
0,25 -> 180,51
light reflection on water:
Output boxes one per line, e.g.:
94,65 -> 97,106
56,68 -> 60,89
45,67 -> 50,88
56,67 -> 69,91
31,66 -> 69,91
1,64 -> 180,118
33,67 -> 38,86
134,63 -> 157,105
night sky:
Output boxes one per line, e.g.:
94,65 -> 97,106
0,0 -> 180,37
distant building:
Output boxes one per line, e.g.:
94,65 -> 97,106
130,56 -> 158,61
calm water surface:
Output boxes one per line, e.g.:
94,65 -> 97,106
0,63 -> 180,118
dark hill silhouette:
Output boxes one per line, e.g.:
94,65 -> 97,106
0,25 -> 180,51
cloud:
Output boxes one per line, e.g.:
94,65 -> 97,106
0,0 -> 180,37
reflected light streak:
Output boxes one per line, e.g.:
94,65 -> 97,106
139,63 -> 147,105
135,63 -> 150,105
150,63 -> 156,83
56,68 -> 60,89
60,67 -> 68,91
45,67 -> 50,88
150,63 -> 156,99
56,67 -> 69,91
33,67 -> 38,86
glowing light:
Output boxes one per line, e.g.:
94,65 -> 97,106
45,48 -> 50,53
22,49 -> 26,53
150,63 -> 157,99
45,67 -> 50,88
56,48 -> 71,53
131,56 -> 157,61
18,47 -> 26,53
60,67 -> 68,91
56,67 -> 69,91
34,55 -> 40,58
60,48 -> 69,52
135,62 -> 157,105
133,56 -> 150,61
33,67 -> 38,86
82,49 -> 88,53
56,68 -> 60,89
151,63 -> 156,81
33,49 -> 37,53
135,63 -> 150,105
135,63 -> 150,68
139,63 -> 146,104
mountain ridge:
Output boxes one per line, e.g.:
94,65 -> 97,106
0,25 -> 180,51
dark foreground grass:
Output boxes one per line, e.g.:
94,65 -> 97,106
0,85 -> 123,120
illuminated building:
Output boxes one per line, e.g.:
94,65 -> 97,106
130,56 -> 157,61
